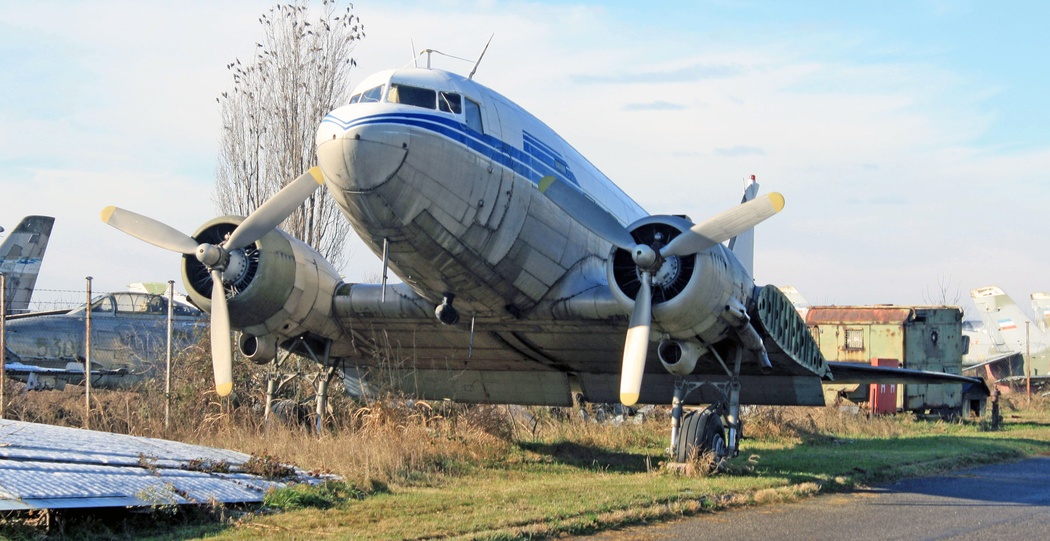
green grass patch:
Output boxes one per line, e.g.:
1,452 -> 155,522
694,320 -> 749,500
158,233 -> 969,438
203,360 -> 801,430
263,480 -> 368,511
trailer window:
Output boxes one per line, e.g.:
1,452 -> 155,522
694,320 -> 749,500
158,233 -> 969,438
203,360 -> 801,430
389,84 -> 436,109
844,328 -> 864,350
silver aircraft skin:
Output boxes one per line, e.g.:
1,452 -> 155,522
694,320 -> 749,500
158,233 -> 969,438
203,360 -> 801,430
102,61 -> 984,459
0,215 -> 54,315
3,290 -> 207,389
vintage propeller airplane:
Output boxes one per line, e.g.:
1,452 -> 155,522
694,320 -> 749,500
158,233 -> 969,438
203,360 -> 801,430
101,54 -> 985,461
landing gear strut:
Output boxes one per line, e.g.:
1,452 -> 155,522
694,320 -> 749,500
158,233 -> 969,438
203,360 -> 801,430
668,347 -> 745,464
262,337 -> 338,434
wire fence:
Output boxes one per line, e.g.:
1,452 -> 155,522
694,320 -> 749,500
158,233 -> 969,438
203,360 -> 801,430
22,288 -> 97,313
1,281 -> 200,428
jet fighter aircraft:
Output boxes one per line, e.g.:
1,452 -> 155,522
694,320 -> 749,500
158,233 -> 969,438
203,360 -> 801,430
3,289 -> 207,389
102,57 -> 984,461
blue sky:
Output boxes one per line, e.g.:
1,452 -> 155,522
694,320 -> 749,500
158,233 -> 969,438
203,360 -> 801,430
1,0 -> 1047,316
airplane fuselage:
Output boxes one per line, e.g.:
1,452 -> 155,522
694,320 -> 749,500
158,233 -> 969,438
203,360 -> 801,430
316,68 -> 648,318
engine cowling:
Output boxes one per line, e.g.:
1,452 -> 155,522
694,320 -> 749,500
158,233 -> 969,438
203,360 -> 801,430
607,215 -> 756,345
181,217 -> 345,351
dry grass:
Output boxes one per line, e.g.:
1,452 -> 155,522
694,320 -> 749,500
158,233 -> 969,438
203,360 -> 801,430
743,405 -> 920,443
0,342 -> 519,489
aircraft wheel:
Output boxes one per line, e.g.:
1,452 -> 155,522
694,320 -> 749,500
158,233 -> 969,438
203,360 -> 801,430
674,408 -> 727,463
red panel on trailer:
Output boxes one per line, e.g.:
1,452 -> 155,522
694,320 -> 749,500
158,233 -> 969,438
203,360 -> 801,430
870,358 -> 899,414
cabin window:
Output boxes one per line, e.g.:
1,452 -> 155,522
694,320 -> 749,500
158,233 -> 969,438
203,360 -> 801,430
844,328 -> 864,350
389,84 -> 436,109
464,98 -> 483,132
359,85 -> 383,103
439,92 -> 462,114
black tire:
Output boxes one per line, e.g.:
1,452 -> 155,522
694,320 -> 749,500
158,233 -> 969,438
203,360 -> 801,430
674,408 -> 726,463
700,413 -> 727,462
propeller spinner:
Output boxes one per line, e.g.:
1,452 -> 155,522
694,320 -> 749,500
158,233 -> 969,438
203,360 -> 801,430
537,176 -> 784,405
101,167 -> 324,396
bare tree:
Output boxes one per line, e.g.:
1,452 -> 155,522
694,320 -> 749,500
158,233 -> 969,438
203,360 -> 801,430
215,0 -> 365,269
923,274 -> 963,307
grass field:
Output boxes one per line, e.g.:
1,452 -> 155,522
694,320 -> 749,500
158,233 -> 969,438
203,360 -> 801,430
2,379 -> 1049,540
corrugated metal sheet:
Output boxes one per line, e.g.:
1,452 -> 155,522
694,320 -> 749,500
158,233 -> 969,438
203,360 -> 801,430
0,420 -> 327,510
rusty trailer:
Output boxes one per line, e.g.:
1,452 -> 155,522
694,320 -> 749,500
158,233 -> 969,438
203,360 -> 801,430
806,305 -> 983,417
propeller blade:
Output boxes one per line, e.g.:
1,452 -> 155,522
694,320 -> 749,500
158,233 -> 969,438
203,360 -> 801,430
100,206 -> 198,255
209,269 -> 234,397
620,271 -> 652,406
661,192 -> 785,258
225,167 -> 325,250
537,176 -> 638,252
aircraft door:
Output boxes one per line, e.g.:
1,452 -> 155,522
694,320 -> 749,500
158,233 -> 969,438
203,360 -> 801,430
465,95 -> 505,228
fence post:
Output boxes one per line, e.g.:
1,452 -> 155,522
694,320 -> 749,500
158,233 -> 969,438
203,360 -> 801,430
1,272 -> 6,420
84,276 -> 92,430
165,280 -> 174,431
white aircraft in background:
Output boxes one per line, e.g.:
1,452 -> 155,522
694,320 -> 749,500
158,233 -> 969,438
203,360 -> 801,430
1032,292 -> 1050,333
0,215 -> 54,315
969,286 -> 1050,389
101,52 -> 982,461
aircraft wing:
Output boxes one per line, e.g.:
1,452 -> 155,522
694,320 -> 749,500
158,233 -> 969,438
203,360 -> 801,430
824,361 -> 988,391
996,374 -> 1050,389
334,282 -> 831,407
964,352 -> 1023,373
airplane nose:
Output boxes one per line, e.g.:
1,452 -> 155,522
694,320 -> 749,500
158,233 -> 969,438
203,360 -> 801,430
316,111 -> 408,192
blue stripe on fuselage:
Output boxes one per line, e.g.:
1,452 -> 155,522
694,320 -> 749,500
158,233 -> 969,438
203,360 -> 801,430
322,111 -> 580,188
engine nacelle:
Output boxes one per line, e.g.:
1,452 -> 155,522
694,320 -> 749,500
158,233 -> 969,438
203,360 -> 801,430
182,217 -> 346,349
657,339 -> 706,375
607,215 -> 756,344
239,333 -> 278,365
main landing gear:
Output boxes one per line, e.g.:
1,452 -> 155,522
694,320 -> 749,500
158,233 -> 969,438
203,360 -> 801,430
668,346 -> 746,465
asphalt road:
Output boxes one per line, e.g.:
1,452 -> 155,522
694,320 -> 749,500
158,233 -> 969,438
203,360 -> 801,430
571,456 -> 1050,541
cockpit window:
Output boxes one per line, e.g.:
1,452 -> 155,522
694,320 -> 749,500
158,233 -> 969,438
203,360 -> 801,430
89,295 -> 114,314
359,85 -> 383,103
464,98 -> 483,132
389,84 -> 436,109
439,92 -> 462,114
349,93 -> 361,104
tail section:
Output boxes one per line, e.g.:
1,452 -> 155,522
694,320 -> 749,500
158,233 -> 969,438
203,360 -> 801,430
728,175 -> 760,277
0,216 -> 55,315
970,286 -> 1049,355
1032,292 -> 1050,333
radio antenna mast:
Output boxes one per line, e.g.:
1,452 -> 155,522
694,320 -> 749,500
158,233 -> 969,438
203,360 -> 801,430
468,34 -> 494,80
